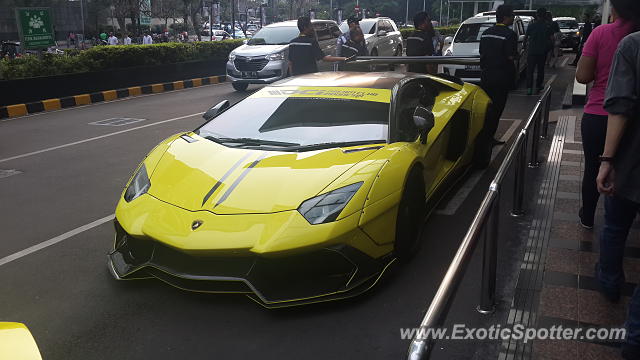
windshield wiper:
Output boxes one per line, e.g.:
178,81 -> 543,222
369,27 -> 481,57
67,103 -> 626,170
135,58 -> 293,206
287,140 -> 386,151
204,136 -> 300,147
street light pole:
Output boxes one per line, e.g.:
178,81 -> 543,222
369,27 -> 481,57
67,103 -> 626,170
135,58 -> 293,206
79,0 -> 85,48
529,0 -> 533,10
231,0 -> 235,39
423,0 -> 426,11
405,0 -> 409,26
439,0 -> 443,25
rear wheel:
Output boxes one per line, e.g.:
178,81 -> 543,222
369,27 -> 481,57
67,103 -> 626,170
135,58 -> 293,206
390,45 -> 402,71
232,82 -> 249,92
394,169 -> 427,262
369,48 -> 379,72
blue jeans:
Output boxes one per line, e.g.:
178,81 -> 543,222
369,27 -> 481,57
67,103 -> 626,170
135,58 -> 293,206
597,195 -> 640,346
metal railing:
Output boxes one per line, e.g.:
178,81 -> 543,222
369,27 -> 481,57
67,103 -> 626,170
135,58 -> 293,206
407,86 -> 553,360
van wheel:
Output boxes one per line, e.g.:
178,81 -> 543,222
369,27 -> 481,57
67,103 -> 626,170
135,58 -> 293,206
232,82 -> 248,92
394,168 -> 426,263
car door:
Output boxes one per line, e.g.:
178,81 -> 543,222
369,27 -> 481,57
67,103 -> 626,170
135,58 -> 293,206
386,20 -> 402,55
377,20 -> 393,56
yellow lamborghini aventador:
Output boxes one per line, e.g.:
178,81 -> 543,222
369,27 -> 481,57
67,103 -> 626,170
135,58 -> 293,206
108,71 -> 493,308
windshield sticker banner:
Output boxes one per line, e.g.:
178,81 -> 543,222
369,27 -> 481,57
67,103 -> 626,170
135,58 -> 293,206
251,87 -> 392,103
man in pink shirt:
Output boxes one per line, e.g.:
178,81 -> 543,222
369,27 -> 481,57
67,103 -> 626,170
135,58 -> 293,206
575,0 -> 638,229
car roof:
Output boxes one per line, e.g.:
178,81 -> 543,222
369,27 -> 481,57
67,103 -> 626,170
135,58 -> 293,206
265,19 -> 337,28
554,17 -> 577,21
270,71 -> 420,90
464,15 -> 497,24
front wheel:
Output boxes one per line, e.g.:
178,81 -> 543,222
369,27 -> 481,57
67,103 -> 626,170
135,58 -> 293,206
232,82 -> 249,92
394,169 -> 427,262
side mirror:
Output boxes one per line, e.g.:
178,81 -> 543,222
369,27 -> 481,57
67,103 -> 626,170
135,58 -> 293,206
377,30 -> 388,37
518,34 -> 525,42
444,36 -> 453,46
242,39 -> 248,45
203,100 -> 230,121
413,107 -> 435,144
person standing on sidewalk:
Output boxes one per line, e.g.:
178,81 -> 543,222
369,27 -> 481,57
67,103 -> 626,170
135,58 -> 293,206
288,17 -> 347,76
123,33 -> 132,45
575,0 -> 638,229
143,32 -> 153,45
406,12 -> 435,74
108,32 -> 118,45
336,16 -> 362,57
595,11 -> 640,360
524,8 -> 553,95
570,13 -> 593,66
479,4 -> 517,146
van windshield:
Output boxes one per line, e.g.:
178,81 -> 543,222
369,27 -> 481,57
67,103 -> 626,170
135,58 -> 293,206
247,26 -> 299,45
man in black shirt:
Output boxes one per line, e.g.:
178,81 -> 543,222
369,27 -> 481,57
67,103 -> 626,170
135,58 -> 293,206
479,4 -> 517,145
406,12 -> 435,74
524,8 -> 553,95
596,30 -> 640,360
288,17 -> 346,76
339,28 -> 368,58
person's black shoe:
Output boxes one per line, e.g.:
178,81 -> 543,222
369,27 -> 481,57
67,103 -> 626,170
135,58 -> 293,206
569,62 -> 577,67
594,262 -> 621,303
491,139 -> 506,146
621,343 -> 640,360
579,207 -> 594,230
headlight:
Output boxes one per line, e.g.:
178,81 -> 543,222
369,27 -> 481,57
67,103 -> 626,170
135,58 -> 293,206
229,53 -> 236,61
266,52 -> 285,61
124,164 -> 150,202
298,182 -> 363,225
444,48 -> 453,56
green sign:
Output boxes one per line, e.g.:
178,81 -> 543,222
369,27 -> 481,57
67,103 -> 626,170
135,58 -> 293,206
16,8 -> 55,49
140,0 -> 151,26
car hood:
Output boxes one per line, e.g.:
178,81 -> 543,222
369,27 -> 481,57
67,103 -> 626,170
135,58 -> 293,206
450,42 -> 480,56
147,136 -> 381,215
232,44 -> 288,57
560,28 -> 578,33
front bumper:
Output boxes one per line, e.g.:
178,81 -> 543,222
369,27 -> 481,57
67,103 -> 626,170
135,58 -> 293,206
108,221 -> 392,308
442,64 -> 481,83
226,58 -> 287,85
560,35 -> 579,49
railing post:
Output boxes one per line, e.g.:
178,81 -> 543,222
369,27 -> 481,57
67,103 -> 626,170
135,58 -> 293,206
541,90 -> 551,139
478,189 -> 499,314
528,108 -> 541,168
511,138 -> 526,217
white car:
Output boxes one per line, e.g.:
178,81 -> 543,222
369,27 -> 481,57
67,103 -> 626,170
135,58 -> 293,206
442,15 -> 528,84
338,17 -> 403,56
212,30 -> 231,41
554,17 -> 580,52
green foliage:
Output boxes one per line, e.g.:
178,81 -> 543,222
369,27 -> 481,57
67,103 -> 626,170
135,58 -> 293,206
0,40 -> 244,80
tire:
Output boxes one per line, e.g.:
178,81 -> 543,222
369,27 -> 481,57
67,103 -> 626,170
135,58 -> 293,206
394,169 -> 427,262
370,49 -> 379,72
390,45 -> 402,71
232,82 -> 249,92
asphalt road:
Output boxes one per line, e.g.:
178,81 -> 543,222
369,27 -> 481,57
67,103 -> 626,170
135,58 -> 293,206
0,59 -> 575,360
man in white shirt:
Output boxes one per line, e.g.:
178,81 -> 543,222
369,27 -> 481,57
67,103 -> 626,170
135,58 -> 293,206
123,34 -> 132,45
143,32 -> 153,45
107,33 -> 118,45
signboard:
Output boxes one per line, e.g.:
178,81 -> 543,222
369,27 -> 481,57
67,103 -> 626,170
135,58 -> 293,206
15,8 -> 55,49
140,0 -> 151,26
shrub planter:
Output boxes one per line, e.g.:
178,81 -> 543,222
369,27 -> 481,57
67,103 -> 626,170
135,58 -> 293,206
0,59 -> 227,106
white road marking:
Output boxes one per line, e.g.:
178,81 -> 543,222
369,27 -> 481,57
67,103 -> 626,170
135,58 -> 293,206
0,112 -> 203,164
0,169 -> 23,179
89,117 -> 146,126
436,119 -> 522,216
0,81 -> 226,123
563,115 -> 578,143
0,214 -> 115,267
560,56 -> 570,68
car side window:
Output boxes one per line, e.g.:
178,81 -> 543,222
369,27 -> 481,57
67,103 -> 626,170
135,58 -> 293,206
517,21 -> 524,36
383,20 -> 394,32
369,22 -> 377,35
330,25 -> 341,38
313,23 -> 331,41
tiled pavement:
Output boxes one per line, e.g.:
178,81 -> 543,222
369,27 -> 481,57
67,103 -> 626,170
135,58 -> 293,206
530,113 -> 640,359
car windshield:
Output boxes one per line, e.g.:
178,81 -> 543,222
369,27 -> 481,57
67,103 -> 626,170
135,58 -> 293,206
247,26 -> 299,45
454,23 -> 497,43
557,20 -> 578,29
197,89 -> 390,149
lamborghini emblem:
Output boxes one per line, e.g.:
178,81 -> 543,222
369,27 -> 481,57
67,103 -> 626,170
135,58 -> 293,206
191,220 -> 203,231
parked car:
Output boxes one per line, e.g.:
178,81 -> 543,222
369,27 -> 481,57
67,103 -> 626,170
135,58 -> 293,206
226,19 -> 341,92
339,17 -> 403,57
442,14 -> 528,84
554,17 -> 580,52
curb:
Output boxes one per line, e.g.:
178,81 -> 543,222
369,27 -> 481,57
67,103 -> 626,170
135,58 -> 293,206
0,75 -> 227,120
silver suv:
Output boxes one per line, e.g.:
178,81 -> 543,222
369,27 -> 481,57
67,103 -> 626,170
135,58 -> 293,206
338,17 -> 403,57
226,19 -> 341,92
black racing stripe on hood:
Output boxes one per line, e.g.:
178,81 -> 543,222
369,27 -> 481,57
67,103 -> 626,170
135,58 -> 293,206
214,152 -> 268,208
201,152 -> 253,206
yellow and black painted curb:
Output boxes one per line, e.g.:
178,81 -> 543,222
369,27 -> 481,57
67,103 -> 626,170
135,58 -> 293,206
0,75 -> 227,119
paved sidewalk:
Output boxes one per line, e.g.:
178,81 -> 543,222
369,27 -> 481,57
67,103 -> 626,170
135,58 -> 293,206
530,110 -> 640,359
